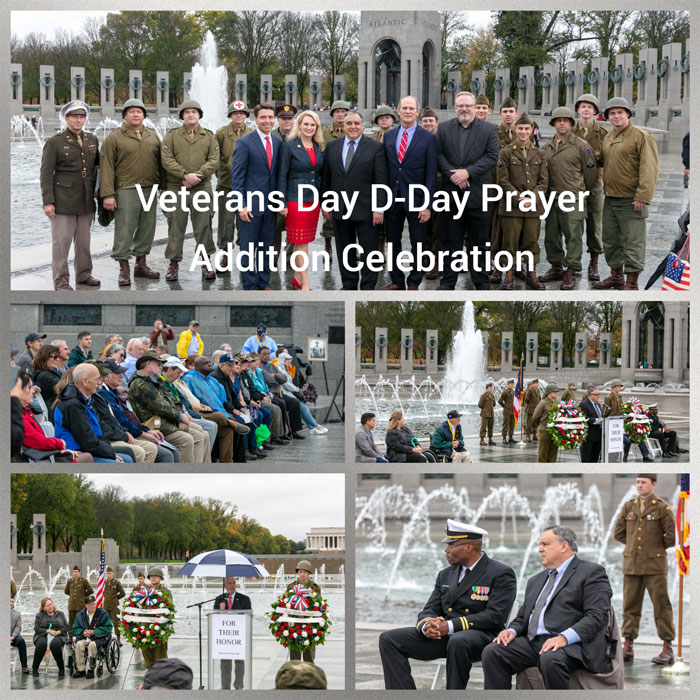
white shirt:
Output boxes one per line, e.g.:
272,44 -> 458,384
256,128 -> 274,156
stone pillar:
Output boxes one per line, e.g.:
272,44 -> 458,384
426,330 -> 438,374
100,69 -> 115,118
81,538 -> 120,575
589,57 -> 609,113
379,64 -> 388,103
525,332 -> 538,370
32,514 -> 47,564
11,63 -> 23,115
128,70 -> 143,101
599,333 -> 613,369
285,74 -> 298,107
574,332 -> 588,369
470,70 -> 486,96
501,331 -> 514,369
156,71 -> 170,116
309,73 -> 322,109
400,329 -> 414,374
612,54 -> 634,104
494,68 -> 510,107
358,58 -> 368,110
658,43 -> 683,123
333,74 -> 347,102
234,74 -> 246,103
541,62 -> 558,113
183,72 -> 193,101
564,60 -> 586,110
39,64 -> 56,120
69,67 -> 86,103
681,50 -> 690,105
446,71 -> 461,108
621,304 -> 636,382
636,49 -> 658,111
260,74 -> 272,104
355,326 -> 362,374
517,67 -> 535,113
10,514 -> 18,569
647,320 -> 655,367
375,327 -> 388,374
550,332 -> 564,370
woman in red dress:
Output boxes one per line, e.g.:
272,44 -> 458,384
277,110 -> 325,290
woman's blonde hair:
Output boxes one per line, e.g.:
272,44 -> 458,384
386,411 -> 404,430
39,597 -> 57,613
289,110 -> 325,151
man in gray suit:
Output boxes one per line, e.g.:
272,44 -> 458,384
356,413 -> 390,462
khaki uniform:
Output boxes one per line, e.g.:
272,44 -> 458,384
532,396 -> 557,462
600,123 -> 659,273
541,133 -> 598,271
478,391 -> 497,438
100,124 -> 164,261
498,387 -> 515,437
497,143 -> 548,270
614,493 -> 675,641
523,385 -> 540,435
215,122 -> 253,248
272,127 -> 293,142
104,577 -> 126,638
572,121 -> 608,253
161,124 -> 219,262
321,123 -> 346,242
140,583 -> 172,668
604,390 -> 623,417
285,578 -> 322,662
40,129 -> 99,289
64,576 -> 95,631
560,388 -> 576,403
490,124 -> 518,251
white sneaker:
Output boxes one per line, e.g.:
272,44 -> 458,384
317,425 -> 329,433
311,424 -> 325,434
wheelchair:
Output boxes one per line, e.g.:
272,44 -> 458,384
66,634 -> 120,677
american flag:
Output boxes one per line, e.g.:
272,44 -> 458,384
661,253 -> 690,291
513,355 -> 524,423
95,536 -> 105,608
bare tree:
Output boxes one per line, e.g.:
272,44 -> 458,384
314,11 -> 359,104
277,12 -> 320,104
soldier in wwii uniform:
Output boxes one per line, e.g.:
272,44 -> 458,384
498,379 -> 516,444
161,100 -> 219,282
64,564 -> 94,640
371,106 -> 397,143
285,560 -> 322,663
523,379 -> 540,442
614,474 -> 676,665
272,104 -> 298,256
532,383 -> 559,462
478,383 -> 497,446
40,100 -> 100,290
560,382 -> 576,403
140,569 -> 172,669
104,566 -> 126,646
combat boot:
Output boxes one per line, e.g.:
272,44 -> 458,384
480,439 -> 487,446
134,255 -> 160,279
118,260 -> 131,286
538,264 -> 565,283
526,271 -> 545,290
165,260 -> 179,282
503,435 -> 508,444
560,268 -> 576,290
588,252 -> 600,281
489,268 -> 502,284
502,270 -> 514,290
622,272 -> 640,291
622,638 -> 634,662
651,641 -> 674,665
488,438 -> 496,446
593,267 -> 624,289
526,433 -> 532,443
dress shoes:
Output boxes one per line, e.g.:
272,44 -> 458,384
79,276 -> 101,286
55,282 -> 74,290
386,283 -> 405,290
292,431 -> 306,440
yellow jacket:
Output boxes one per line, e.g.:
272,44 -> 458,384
177,329 -> 203,358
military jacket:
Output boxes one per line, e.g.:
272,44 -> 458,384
272,127 -> 293,143
322,123 -> 345,144
127,370 -> 183,435
604,390 -> 623,417
541,132 -> 598,196
64,576 -> 95,611
161,125 -> 220,189
560,388 -> 576,403
572,121 -> 609,186
285,578 -> 321,596
99,125 -> 163,198
371,130 -> 388,143
532,397 -> 555,432
415,554 -> 516,635
40,130 -> 99,215
613,494 -> 675,575
498,388 -> 515,415
497,123 -> 518,150
497,143 -> 548,217
104,578 -> 126,610
478,391 -> 497,417
215,123 -> 253,189
523,386 -> 541,414
600,122 -> 659,204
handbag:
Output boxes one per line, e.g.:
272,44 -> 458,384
661,235 -> 690,290
300,381 -> 318,404
21,447 -> 61,462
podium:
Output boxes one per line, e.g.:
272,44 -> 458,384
602,416 -> 625,462
205,609 -> 253,690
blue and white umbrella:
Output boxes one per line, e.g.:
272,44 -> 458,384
177,549 -> 270,579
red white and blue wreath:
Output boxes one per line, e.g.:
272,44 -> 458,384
267,584 -> 332,653
120,587 -> 176,648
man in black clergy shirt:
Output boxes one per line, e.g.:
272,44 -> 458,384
379,520 -> 516,689
214,577 -> 252,690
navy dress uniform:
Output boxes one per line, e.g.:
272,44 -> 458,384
379,520 -> 517,689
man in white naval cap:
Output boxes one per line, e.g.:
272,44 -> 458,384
379,519 -> 516,689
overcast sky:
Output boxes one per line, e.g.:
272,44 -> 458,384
12,10 -> 491,41
86,473 -> 344,541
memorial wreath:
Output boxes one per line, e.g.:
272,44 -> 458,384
621,397 -> 652,443
547,400 -> 588,450
119,587 -> 176,648
267,586 -> 332,653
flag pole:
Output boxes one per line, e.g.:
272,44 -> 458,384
517,355 -> 526,447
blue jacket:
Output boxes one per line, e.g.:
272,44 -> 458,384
241,334 -> 278,359
248,368 -> 269,394
231,130 -> 283,214
277,138 -> 325,202
182,370 -> 228,415
98,386 -> 143,437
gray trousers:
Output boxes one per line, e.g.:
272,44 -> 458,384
221,659 -> 245,689
51,213 -> 94,288
193,418 -> 218,463
111,186 -> 158,260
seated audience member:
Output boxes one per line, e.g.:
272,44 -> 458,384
127,350 -> 205,463
257,347 -> 299,443
32,597 -> 68,677
149,320 -> 174,352
102,343 -> 126,363
123,338 -> 145,380
385,410 -> 436,462
648,404 -> 679,458
98,359 -> 178,462
53,364 -> 131,463
31,345 -> 63,420
356,412 -> 390,462
242,324 -> 278,359
184,354 -> 198,371
141,658 -> 194,690
51,339 -> 70,374
67,331 -> 93,368
431,410 -> 471,462
276,352 -> 328,435
16,332 -> 47,373
140,336 -> 152,351
11,596 -> 30,674
238,354 -> 278,437
71,595 -> 113,679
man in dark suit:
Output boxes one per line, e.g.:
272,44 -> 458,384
214,577 -> 252,689
579,387 -> 603,462
436,91 -> 499,290
383,96 -> 438,290
231,103 -> 282,290
322,111 -> 389,290
482,525 -> 613,690
379,520 -> 516,689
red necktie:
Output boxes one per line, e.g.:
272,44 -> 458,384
265,136 -> 272,169
398,129 -> 408,163
228,595 -> 232,610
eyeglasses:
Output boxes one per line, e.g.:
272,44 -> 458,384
50,355 -> 59,359
456,103 -> 475,109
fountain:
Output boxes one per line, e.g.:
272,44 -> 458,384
189,31 -> 229,132
442,302 -> 485,405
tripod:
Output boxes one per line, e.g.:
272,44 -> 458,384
323,370 -> 345,423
